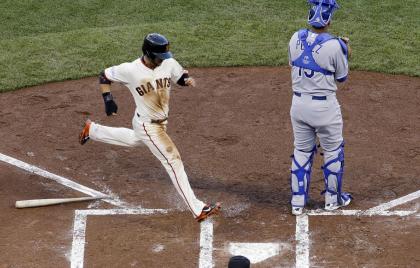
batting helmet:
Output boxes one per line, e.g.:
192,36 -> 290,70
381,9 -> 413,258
307,0 -> 340,29
228,256 -> 250,268
142,33 -> 172,60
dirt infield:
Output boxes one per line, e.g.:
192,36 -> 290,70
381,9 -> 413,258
0,67 -> 419,267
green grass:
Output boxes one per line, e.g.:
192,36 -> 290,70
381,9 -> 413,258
0,0 -> 419,92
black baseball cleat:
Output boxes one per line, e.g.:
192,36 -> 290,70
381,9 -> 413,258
196,202 -> 221,222
79,120 -> 91,145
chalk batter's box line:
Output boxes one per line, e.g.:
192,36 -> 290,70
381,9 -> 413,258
2,152 -> 419,268
295,201 -> 420,268
71,209 -> 214,268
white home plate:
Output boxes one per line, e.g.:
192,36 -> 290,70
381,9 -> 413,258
229,243 -> 280,264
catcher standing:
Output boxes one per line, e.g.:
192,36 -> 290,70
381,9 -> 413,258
288,0 -> 352,215
79,33 -> 220,222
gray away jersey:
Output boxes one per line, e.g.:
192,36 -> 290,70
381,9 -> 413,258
105,58 -> 185,121
288,31 -> 348,96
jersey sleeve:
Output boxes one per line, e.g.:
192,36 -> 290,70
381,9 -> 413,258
168,58 -> 185,83
288,32 -> 299,66
333,41 -> 349,81
104,62 -> 131,84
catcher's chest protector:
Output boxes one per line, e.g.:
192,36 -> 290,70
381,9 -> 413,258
291,29 -> 347,75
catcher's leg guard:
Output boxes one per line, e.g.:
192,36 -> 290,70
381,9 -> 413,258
290,146 -> 317,210
321,142 -> 352,210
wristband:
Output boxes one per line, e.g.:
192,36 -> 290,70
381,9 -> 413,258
102,92 -> 113,102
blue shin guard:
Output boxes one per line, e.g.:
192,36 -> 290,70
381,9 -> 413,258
290,146 -> 317,207
322,142 -> 352,207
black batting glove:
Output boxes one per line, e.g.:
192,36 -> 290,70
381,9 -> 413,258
102,92 -> 118,116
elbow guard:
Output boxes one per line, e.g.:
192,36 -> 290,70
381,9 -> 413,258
99,71 -> 112,84
177,73 -> 189,86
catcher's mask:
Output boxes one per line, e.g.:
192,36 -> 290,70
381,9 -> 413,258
142,33 -> 172,63
307,0 -> 340,29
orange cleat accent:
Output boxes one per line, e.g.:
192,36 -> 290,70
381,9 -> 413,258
79,120 -> 91,145
196,202 -> 221,222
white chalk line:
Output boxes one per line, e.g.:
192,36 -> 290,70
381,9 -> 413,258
294,210 -> 417,268
77,208 -> 169,216
4,152 -> 418,267
364,189 -> 420,214
2,152 -> 213,267
0,153 -> 124,207
295,215 -> 309,268
70,209 -> 210,268
306,209 -> 417,217
199,220 -> 214,268
71,211 -> 87,268
296,190 -> 420,268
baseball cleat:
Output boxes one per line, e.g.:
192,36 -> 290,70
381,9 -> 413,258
196,202 -> 221,222
79,119 -> 91,145
291,206 -> 304,216
325,196 -> 352,211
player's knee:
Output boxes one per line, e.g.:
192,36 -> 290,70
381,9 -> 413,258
294,143 -> 316,153
320,139 -> 343,153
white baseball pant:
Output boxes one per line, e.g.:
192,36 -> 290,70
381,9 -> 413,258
290,93 -> 344,206
88,115 -> 206,217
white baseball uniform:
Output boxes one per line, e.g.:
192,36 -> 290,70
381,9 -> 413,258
88,57 -> 206,217
288,29 -> 350,208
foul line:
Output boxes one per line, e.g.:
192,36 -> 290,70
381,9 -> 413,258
364,190 -> 420,214
306,209 -> 416,217
70,209 -> 212,268
0,153 -> 124,207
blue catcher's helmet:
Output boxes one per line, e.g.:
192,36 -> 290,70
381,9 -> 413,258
307,0 -> 340,28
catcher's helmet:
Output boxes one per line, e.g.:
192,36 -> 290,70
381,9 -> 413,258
142,33 -> 172,60
307,0 -> 340,28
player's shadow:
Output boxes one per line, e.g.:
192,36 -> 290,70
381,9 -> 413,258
306,198 -> 325,210
190,175 -> 292,208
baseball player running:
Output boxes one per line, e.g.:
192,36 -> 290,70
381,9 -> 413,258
79,33 -> 221,222
288,0 -> 352,215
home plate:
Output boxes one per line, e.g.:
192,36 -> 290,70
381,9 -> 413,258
229,243 -> 280,264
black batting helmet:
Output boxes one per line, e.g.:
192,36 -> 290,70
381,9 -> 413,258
142,33 -> 172,60
228,256 -> 250,268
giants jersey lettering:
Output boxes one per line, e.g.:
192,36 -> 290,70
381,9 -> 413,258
104,58 -> 184,121
288,31 -> 348,95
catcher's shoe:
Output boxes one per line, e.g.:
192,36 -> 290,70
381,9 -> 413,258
291,206 -> 304,216
196,202 -> 221,222
325,193 -> 352,211
79,120 -> 91,145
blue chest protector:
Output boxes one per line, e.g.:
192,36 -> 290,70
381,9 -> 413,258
291,29 -> 348,76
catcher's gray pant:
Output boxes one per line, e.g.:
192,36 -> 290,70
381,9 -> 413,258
88,115 -> 206,217
290,93 -> 345,207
